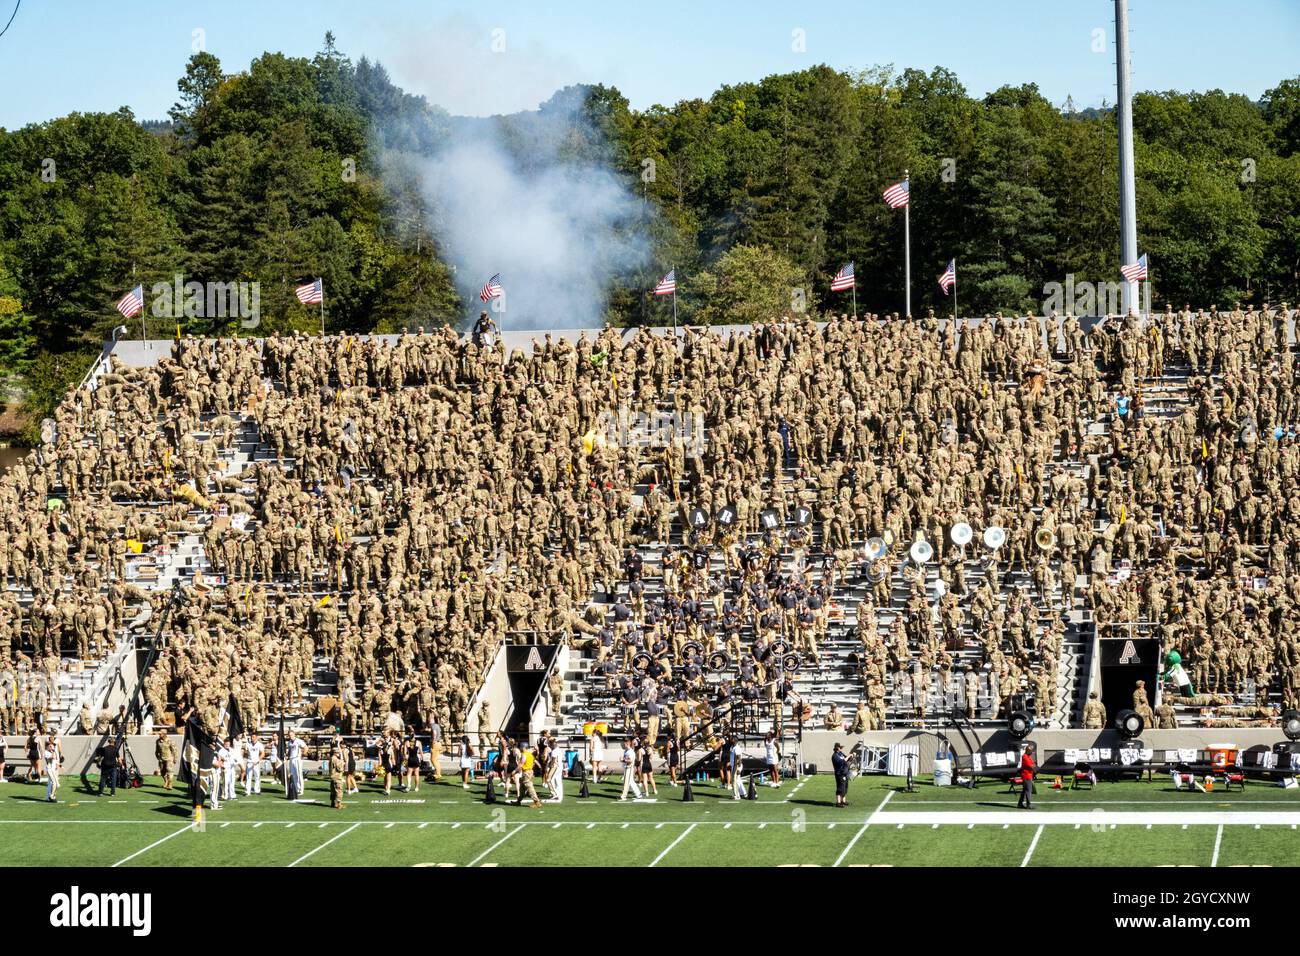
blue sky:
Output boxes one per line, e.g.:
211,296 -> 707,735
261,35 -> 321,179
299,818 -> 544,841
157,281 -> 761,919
1,0 -> 1297,129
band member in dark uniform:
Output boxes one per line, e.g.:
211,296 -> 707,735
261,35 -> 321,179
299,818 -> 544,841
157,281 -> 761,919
831,741 -> 851,807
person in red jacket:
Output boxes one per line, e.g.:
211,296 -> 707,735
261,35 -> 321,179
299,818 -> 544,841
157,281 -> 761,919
1016,744 -> 1036,809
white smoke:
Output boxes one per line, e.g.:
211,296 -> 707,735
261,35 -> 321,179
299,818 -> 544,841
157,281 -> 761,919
408,130 -> 649,329
374,14 -> 651,330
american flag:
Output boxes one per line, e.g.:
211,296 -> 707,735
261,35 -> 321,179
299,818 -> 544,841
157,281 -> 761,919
830,262 -> 855,291
1120,254 -> 1148,283
295,278 -> 323,305
115,284 -> 144,319
479,273 -> 503,302
653,270 -> 676,295
938,259 -> 956,294
882,179 -> 910,208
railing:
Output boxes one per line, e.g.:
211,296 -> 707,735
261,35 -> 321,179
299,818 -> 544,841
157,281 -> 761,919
74,344 -> 116,396
58,629 -> 136,735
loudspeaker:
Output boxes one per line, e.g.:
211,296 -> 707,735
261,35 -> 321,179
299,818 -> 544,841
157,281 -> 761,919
1007,711 -> 1032,740
1282,710 -> 1300,742
681,778 -> 694,802
485,776 -> 496,804
1115,708 -> 1145,739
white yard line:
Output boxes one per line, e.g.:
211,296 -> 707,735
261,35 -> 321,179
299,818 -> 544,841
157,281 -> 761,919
833,790 -> 894,867
288,822 -> 359,867
896,799 -> 1300,806
1020,825 -> 1044,867
467,824 -> 525,867
111,823 -> 193,867
1211,824 -> 1223,867
648,823 -> 697,867
781,777 -> 811,803
874,811 -> 1300,826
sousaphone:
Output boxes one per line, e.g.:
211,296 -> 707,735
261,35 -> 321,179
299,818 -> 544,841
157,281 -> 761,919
983,526 -> 1006,551
909,537 -> 933,564
950,522 -> 973,547
1035,529 -> 1057,551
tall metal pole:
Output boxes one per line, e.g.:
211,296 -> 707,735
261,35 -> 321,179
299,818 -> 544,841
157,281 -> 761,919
903,170 -> 912,319
1115,0 -> 1139,316
672,264 -> 677,336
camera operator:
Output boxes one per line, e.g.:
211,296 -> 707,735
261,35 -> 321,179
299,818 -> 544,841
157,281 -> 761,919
97,736 -> 121,796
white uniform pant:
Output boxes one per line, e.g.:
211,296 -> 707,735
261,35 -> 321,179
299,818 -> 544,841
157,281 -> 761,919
290,757 -> 304,796
223,763 -> 237,800
547,770 -> 563,801
620,767 -> 642,799
245,761 -> 260,794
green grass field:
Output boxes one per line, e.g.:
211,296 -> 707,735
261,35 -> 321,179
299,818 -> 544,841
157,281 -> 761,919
3,771 -> 1299,867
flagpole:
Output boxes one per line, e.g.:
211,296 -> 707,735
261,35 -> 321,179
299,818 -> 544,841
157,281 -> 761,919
903,170 -> 911,319
672,264 -> 677,336
852,282 -> 856,319
319,280 -> 325,337
953,269 -> 958,323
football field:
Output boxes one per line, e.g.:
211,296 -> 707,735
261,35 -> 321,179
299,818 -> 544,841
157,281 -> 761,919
3,772 -> 1299,867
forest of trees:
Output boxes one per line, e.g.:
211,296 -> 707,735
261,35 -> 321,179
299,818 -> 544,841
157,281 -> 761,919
1,33 -> 1298,440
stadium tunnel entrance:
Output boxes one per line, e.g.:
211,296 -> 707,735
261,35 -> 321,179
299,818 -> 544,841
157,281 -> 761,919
1098,637 -> 1160,724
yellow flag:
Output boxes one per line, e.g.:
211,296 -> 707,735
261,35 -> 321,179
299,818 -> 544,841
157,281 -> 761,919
334,525 -> 341,543
1202,439 -> 1208,460
898,429 -> 904,449
1120,505 -> 1126,525
611,372 -> 618,389
317,594 -> 332,607
1015,462 -> 1023,484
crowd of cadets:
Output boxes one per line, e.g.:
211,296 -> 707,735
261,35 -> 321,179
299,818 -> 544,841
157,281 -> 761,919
0,301 -> 1296,750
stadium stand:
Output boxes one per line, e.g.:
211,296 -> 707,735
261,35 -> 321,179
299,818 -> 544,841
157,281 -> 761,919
1,305 -> 1297,762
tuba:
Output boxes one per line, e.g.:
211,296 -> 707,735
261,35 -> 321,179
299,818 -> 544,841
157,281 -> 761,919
909,538 -> 933,564
864,536 -> 888,561
983,526 -> 1006,551
950,522 -> 973,547
1035,529 -> 1057,552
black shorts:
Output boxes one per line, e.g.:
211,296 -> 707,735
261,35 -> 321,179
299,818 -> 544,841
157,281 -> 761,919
835,776 -> 849,797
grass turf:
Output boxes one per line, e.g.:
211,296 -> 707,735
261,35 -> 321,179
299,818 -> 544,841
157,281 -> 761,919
2,772 -> 1298,867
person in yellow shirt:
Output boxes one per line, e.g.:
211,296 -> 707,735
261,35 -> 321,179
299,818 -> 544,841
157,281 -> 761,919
515,742 -> 541,809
